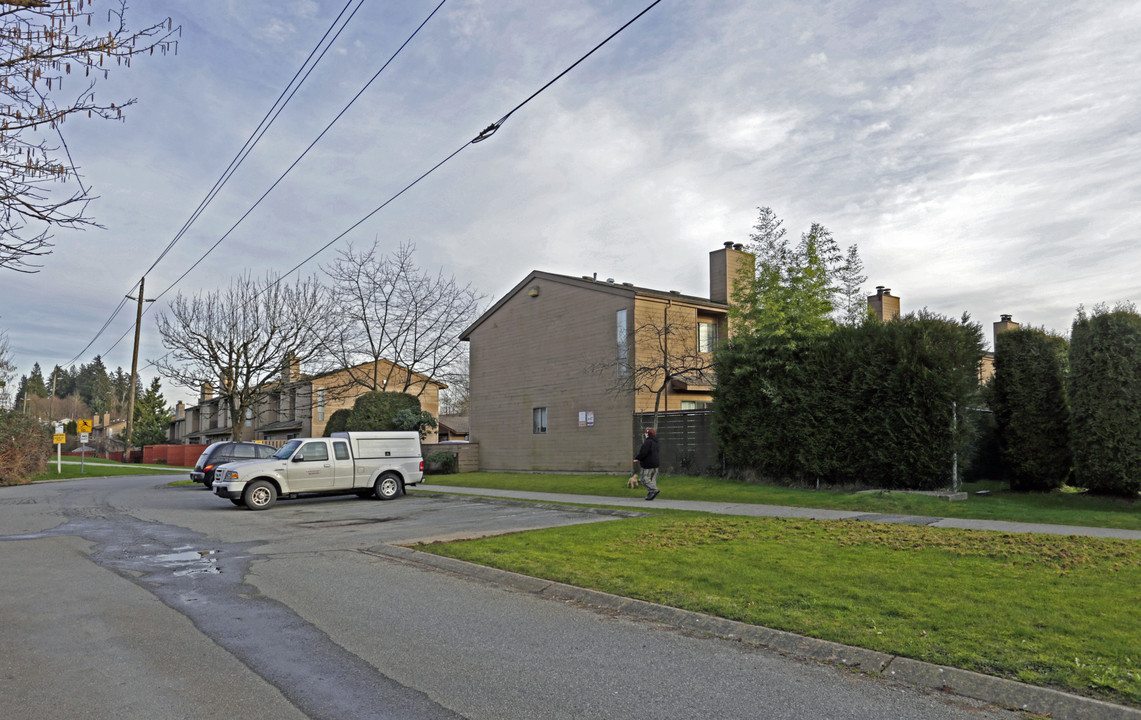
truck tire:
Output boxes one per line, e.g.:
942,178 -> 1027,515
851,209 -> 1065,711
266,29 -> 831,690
374,472 -> 402,501
243,480 -> 277,510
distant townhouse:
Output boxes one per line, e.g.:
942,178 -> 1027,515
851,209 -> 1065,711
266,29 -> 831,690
169,358 -> 445,445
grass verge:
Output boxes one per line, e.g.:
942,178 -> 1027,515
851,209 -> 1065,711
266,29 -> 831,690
426,473 -> 1141,531
422,512 -> 1141,707
25,462 -> 189,482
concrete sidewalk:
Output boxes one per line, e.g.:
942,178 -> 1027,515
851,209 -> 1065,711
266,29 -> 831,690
412,484 -> 1141,541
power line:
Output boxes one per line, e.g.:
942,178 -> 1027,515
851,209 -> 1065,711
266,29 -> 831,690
277,0 -> 665,281
100,0 -> 449,360
135,0 -> 664,374
66,0 -> 363,367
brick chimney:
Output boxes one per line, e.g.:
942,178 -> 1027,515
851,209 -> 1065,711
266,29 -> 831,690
868,286 -> 900,321
281,354 -> 301,384
709,241 -> 755,304
994,314 -> 1020,346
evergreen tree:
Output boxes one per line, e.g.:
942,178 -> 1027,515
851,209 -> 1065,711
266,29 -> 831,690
1069,303 -> 1141,496
837,244 -> 869,326
78,356 -> 113,415
732,207 -> 838,343
992,328 -> 1071,491
132,377 -> 171,447
25,363 -> 48,398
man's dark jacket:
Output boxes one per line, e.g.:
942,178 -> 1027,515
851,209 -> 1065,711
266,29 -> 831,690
635,434 -> 660,469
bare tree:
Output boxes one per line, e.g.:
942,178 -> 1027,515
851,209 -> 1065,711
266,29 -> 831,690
0,1 -> 179,272
153,274 -> 332,441
322,240 -> 483,399
0,327 -> 14,408
437,351 -> 470,415
591,310 -> 716,430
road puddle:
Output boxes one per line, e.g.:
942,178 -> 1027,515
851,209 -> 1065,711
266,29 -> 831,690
153,548 -> 222,576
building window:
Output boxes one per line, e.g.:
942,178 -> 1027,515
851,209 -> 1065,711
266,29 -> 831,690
317,389 -> 325,422
682,400 -> 712,411
245,406 -> 253,427
533,407 -> 547,434
616,309 -> 628,378
698,321 -> 718,353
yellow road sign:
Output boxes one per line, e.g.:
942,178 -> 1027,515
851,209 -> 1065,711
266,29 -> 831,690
77,419 -> 93,433
53,433 -> 66,444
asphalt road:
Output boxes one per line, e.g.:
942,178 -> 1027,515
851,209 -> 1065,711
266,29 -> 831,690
0,475 -> 1024,720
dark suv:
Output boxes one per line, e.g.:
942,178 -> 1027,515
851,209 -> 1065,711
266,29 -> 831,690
191,441 -> 277,489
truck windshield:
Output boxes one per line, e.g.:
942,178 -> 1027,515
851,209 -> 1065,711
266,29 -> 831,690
273,440 -> 302,460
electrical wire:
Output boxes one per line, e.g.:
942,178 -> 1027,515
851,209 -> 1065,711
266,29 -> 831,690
275,0 -> 665,281
99,0 -> 449,360
128,0 -> 664,374
64,0 -> 363,367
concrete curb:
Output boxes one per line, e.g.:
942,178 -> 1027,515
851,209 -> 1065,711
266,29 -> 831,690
365,543 -> 1141,720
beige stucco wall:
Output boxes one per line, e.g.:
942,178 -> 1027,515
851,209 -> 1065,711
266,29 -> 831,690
468,277 -> 637,472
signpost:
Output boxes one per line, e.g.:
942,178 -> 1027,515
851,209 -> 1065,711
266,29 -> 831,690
77,420 -> 92,472
54,424 -> 64,474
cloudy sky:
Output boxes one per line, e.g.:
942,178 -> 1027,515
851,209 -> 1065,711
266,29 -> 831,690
2,0 -> 1138,406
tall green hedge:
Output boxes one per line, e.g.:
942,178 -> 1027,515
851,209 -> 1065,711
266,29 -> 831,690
1068,305 -> 1141,496
714,311 -> 983,489
991,328 -> 1071,491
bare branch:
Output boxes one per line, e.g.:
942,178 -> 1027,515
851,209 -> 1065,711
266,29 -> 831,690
0,1 -> 180,271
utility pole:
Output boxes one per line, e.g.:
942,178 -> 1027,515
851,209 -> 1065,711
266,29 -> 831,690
125,277 -> 154,461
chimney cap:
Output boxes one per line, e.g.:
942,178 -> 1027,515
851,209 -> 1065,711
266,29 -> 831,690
723,241 -> 734,248
1000,314 -> 1013,322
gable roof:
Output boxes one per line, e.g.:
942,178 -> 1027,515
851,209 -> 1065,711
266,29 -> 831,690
460,269 -> 727,341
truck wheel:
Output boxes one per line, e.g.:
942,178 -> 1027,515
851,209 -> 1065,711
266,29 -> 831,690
374,473 -> 402,501
243,480 -> 277,510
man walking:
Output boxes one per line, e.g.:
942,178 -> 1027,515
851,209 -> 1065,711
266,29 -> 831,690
634,427 -> 660,501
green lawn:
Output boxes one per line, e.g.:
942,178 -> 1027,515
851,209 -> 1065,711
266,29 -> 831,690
423,511 -> 1141,707
26,459 -> 190,482
426,472 -> 1141,530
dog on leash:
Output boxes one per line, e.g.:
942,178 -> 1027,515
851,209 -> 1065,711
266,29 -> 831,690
626,474 -> 640,489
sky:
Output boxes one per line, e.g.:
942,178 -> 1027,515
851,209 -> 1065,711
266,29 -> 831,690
1,0 -> 1139,408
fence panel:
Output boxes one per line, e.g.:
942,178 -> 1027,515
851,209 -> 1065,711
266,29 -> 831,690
633,411 -> 718,476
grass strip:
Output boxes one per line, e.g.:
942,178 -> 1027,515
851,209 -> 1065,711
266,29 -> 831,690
425,473 -> 1141,531
25,463 -> 189,482
422,513 -> 1141,707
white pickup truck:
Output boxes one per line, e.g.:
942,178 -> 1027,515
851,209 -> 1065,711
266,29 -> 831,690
212,431 -> 424,510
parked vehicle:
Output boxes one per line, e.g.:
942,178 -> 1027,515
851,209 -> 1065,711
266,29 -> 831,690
190,441 -> 277,489
212,431 -> 424,510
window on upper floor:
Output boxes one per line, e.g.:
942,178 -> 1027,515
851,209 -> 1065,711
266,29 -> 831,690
616,309 -> 629,378
317,389 -> 325,422
533,407 -> 547,434
698,320 -> 719,353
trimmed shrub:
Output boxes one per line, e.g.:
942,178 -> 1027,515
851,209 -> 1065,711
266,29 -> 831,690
0,410 -> 51,485
992,328 -> 1071,491
1069,305 -> 1141,496
344,391 -> 421,432
322,408 -> 351,436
